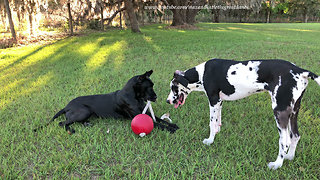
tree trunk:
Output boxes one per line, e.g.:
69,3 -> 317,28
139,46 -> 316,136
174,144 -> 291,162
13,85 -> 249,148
166,0 -> 205,26
212,9 -> 220,23
100,5 -> 104,30
172,9 -> 185,26
141,8 -> 144,26
1,14 -> 7,31
118,0 -> 122,28
4,0 -> 17,41
266,8 -> 271,23
26,0 -> 35,35
186,9 -> 199,24
1,3 -> 8,31
303,8 -> 308,23
124,0 -> 141,33
17,9 -> 21,28
67,1 -> 74,35
28,13 -> 33,35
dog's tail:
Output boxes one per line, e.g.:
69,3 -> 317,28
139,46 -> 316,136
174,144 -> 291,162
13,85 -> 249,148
33,108 -> 65,132
306,71 -> 320,86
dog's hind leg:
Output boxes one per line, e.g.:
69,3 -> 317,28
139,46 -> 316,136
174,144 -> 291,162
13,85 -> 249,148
285,90 -> 305,160
268,107 -> 292,170
61,107 -> 92,134
284,74 -> 308,160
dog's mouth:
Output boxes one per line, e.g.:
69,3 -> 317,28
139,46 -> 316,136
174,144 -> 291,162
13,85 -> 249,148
174,93 -> 185,108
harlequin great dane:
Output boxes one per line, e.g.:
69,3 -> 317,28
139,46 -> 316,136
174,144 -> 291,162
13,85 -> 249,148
166,59 -> 320,170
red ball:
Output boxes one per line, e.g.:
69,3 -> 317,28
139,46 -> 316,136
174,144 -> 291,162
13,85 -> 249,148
131,114 -> 154,135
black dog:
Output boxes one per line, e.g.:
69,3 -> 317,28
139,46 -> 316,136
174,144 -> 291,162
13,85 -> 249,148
35,70 -> 178,134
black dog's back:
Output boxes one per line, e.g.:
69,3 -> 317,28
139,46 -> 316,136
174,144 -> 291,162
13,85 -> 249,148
64,92 -> 125,119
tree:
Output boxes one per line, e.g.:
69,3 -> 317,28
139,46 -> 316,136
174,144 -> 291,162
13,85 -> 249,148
288,0 -> 320,23
96,0 -> 105,30
25,0 -> 36,35
67,0 -> 73,35
161,0 -> 207,26
13,0 -> 25,28
1,0 -> 8,31
102,0 -> 126,27
209,0 -> 224,23
124,0 -> 141,33
4,0 -> 17,41
118,0 -> 123,27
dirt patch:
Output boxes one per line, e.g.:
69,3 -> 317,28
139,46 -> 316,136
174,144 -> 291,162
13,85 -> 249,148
0,31 -> 69,49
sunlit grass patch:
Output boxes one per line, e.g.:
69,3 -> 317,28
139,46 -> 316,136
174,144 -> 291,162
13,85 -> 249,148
86,40 -> 127,70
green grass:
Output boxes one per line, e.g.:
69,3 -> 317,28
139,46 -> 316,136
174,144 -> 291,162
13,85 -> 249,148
0,23 -> 320,179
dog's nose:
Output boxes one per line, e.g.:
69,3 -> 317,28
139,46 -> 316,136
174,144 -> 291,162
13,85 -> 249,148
166,99 -> 170,104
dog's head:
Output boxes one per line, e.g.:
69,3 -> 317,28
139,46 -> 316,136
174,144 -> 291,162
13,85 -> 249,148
166,70 -> 192,108
133,70 -> 157,102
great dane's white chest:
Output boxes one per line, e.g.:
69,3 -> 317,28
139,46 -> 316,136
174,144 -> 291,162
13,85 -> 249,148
220,61 -> 267,101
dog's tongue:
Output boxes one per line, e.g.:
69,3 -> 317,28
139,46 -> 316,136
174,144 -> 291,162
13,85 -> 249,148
174,103 -> 179,109
174,94 -> 184,108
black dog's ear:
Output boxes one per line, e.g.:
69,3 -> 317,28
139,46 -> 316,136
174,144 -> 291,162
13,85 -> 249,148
145,70 -> 153,77
138,70 -> 153,82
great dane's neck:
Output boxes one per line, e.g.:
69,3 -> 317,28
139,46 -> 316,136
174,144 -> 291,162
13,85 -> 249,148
183,62 -> 206,92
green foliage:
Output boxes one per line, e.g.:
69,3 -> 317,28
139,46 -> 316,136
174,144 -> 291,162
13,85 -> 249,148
88,19 -> 102,30
0,23 -> 320,178
274,1 -> 289,14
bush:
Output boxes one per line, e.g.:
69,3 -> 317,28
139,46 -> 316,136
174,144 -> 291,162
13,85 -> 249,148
0,38 -> 16,49
88,19 -> 102,30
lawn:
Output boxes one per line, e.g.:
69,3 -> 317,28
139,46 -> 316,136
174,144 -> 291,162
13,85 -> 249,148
0,23 -> 320,179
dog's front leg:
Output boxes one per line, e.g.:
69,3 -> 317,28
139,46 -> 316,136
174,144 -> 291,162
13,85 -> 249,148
203,99 -> 222,145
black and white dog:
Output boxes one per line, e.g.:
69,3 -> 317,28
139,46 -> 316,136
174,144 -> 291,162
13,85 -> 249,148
166,59 -> 320,169
35,70 -> 179,134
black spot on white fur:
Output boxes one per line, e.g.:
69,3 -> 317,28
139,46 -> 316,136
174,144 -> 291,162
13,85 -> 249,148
277,128 -> 281,133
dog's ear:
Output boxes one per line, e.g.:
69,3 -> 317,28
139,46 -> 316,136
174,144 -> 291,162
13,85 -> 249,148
138,70 -> 153,82
174,70 -> 188,87
176,75 -> 189,88
145,70 -> 153,77
174,70 -> 185,77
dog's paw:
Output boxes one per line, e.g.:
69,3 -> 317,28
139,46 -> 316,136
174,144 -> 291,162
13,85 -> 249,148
284,154 -> 294,160
170,123 -> 179,129
268,161 -> 282,170
58,122 -> 64,127
203,138 -> 214,145
83,122 -> 93,127
67,129 -> 75,135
